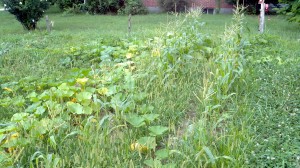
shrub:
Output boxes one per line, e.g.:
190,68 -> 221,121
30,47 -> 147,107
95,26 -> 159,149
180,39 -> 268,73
118,0 -> 148,15
2,0 -> 50,30
84,0 -> 121,14
157,0 -> 190,12
84,0 -> 147,15
56,0 -> 83,11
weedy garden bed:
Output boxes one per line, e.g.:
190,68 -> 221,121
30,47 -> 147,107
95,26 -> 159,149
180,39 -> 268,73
0,8 -> 299,167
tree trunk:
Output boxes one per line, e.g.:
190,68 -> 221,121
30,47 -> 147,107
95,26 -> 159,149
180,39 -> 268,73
215,0 -> 221,14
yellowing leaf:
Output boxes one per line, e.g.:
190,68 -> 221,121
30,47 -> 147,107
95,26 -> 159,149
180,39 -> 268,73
151,49 -> 160,57
76,77 -> 89,86
97,87 -> 108,95
3,87 -> 13,92
71,98 -> 77,102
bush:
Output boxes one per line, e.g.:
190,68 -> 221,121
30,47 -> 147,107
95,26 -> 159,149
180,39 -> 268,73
56,0 -> 83,11
83,0 -> 121,14
158,0 -> 190,12
118,0 -> 148,15
2,0 -> 50,30
83,0 -> 147,15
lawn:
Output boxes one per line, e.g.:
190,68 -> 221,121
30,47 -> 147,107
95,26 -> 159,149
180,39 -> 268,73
0,9 -> 299,167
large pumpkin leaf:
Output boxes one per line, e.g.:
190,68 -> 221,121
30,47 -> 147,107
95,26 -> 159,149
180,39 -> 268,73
148,126 -> 168,136
125,114 -> 145,127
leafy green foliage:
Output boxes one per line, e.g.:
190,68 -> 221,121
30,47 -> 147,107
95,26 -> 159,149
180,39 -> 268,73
2,0 -> 50,30
56,0 -> 83,10
157,0 -> 190,12
278,0 -> 300,24
118,0 -> 148,15
75,0 -> 148,15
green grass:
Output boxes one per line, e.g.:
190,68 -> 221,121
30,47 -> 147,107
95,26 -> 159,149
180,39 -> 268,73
0,10 -> 299,167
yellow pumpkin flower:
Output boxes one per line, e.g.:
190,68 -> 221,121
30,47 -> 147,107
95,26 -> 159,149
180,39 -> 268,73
130,143 -> 148,153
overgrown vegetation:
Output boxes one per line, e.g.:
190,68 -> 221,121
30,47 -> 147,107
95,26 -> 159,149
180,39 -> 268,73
0,8 -> 299,167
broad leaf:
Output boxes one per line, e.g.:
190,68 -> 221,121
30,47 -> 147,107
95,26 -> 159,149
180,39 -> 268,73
149,126 -> 168,136
142,114 -> 159,122
137,136 -> 156,149
125,114 -> 145,127
76,91 -> 92,102
11,113 -> 29,122
155,148 -> 170,160
67,102 -> 83,114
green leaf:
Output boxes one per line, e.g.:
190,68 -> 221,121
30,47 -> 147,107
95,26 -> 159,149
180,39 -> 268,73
76,91 -> 92,102
162,163 -> 176,168
49,135 -> 57,149
125,114 -> 145,127
58,83 -> 69,90
67,102 -> 83,114
38,91 -> 50,100
35,106 -> 46,115
142,114 -> 159,122
137,136 -> 156,149
83,106 -> 93,114
155,148 -> 170,160
149,126 -> 168,136
25,102 -> 42,113
144,159 -> 161,168
11,113 -> 29,122
27,92 -> 39,102
12,96 -> 25,107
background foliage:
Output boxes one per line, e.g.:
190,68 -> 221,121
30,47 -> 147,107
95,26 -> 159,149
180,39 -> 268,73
157,0 -> 190,12
2,0 -> 50,30
278,0 -> 300,24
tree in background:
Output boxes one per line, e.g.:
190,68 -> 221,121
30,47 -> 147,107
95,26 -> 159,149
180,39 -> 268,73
215,0 -> 221,14
278,0 -> 300,24
55,0 -> 147,15
2,0 -> 50,30
56,0 -> 83,11
157,0 -> 190,12
226,0 -> 279,14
